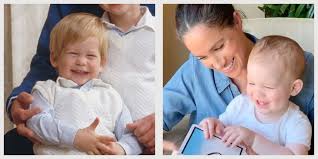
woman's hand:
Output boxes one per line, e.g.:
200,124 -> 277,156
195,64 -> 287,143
74,117 -> 116,155
127,113 -> 155,154
222,126 -> 255,148
199,117 -> 224,139
11,92 -> 42,144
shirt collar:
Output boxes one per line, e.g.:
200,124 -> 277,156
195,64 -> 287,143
214,33 -> 258,93
101,6 -> 155,33
56,77 -> 106,91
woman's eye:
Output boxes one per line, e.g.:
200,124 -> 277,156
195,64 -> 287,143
248,83 -> 255,86
198,56 -> 207,60
214,44 -> 224,51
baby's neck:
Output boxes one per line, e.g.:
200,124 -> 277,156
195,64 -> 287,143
254,102 -> 290,123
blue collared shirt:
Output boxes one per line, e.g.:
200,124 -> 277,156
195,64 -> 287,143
163,33 -> 314,132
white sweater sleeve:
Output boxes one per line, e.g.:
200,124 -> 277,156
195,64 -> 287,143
26,90 -> 78,147
114,104 -> 142,155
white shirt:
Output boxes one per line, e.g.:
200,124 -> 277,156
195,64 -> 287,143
100,6 -> 155,120
27,77 -> 142,155
219,94 -> 312,149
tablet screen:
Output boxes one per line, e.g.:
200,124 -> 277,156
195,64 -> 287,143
180,125 -> 245,155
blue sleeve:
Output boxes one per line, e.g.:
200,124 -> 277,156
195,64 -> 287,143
163,55 -> 197,131
6,4 -> 104,120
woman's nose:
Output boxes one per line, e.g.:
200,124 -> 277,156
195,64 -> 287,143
211,56 -> 225,70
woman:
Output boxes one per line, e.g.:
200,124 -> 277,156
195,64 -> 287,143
163,4 -> 314,154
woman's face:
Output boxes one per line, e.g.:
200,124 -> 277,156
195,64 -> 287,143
183,22 -> 250,79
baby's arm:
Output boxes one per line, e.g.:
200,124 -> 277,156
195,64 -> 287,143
223,126 -> 308,155
26,90 -> 77,147
27,90 -> 115,154
252,135 -> 307,155
112,105 -> 143,155
252,111 -> 311,155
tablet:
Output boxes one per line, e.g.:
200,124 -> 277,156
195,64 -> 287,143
179,124 -> 246,155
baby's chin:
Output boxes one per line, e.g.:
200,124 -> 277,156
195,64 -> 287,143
71,79 -> 91,86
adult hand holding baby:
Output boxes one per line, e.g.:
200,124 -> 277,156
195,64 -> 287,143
11,92 -> 42,144
127,113 -> 155,154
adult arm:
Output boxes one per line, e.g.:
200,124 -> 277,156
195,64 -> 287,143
163,55 -> 197,131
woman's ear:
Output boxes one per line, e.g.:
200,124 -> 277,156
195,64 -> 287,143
233,11 -> 243,30
290,79 -> 303,96
50,52 -> 57,68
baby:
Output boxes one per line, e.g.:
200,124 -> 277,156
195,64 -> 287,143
26,13 -> 141,155
200,35 -> 312,155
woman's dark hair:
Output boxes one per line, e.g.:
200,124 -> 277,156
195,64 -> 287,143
175,4 -> 235,39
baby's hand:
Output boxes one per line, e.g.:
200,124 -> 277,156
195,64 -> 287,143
222,126 -> 255,148
73,118 -> 116,155
99,142 -> 125,155
199,117 -> 224,139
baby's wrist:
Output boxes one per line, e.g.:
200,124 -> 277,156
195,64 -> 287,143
73,129 -> 83,150
115,142 -> 126,155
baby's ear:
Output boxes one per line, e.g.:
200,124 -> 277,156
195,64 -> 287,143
290,79 -> 303,96
50,52 -> 57,68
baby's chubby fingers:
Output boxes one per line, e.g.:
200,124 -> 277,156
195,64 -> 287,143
221,127 -> 233,143
199,120 -> 210,139
224,133 -> 238,147
97,135 -> 116,144
206,119 -> 216,139
96,142 -> 109,154
199,118 -> 219,139
215,121 -> 224,136
230,136 -> 242,148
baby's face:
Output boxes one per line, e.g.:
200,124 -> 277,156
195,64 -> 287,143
246,58 -> 293,118
52,37 -> 103,85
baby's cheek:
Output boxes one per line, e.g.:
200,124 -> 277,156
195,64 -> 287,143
267,92 -> 282,102
246,87 -> 253,98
